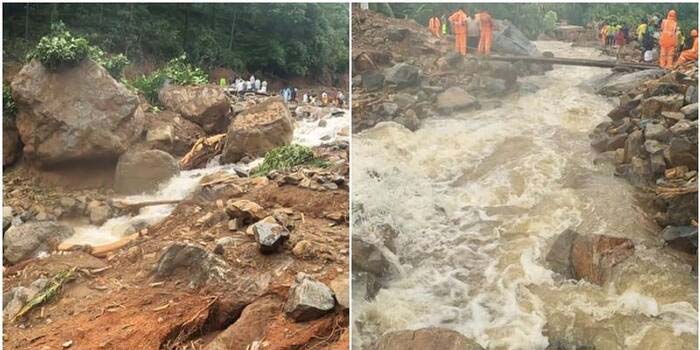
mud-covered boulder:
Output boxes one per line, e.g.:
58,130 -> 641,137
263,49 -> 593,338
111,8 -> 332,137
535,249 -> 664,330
284,273 -> 335,322
144,110 -> 205,156
596,69 -> 666,97
384,63 -> 420,87
377,328 -> 484,350
436,87 -> 478,113
3,124 -> 21,166
204,295 -> 280,350
114,150 -> 180,194
158,84 -> 230,134
3,221 -> 74,264
224,199 -> 265,224
10,59 -> 144,167
153,243 -> 230,288
221,97 -> 293,164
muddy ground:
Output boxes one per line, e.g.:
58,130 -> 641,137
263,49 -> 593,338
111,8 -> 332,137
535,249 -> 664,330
3,146 -> 349,350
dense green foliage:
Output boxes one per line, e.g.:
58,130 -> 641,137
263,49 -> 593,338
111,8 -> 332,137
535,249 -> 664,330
4,3 -> 348,80
26,22 -> 90,70
88,47 -> 130,78
128,54 -> 208,105
253,144 -> 327,177
3,84 -> 16,123
380,3 -> 698,39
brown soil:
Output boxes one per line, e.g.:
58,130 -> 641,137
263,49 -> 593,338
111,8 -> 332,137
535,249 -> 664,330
3,151 -> 349,349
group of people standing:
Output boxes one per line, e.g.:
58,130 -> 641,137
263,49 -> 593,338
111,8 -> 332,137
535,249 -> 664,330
427,7 -> 494,56
226,75 -> 268,94
599,9 -> 697,69
284,88 -> 345,107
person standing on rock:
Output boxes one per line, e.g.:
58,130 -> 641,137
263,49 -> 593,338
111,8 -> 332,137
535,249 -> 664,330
477,9 -> 493,56
675,29 -> 698,66
659,10 -> 679,68
448,7 -> 468,55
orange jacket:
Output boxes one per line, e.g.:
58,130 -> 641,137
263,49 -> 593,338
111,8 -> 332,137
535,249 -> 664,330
449,10 -> 468,35
660,12 -> 678,47
478,12 -> 493,33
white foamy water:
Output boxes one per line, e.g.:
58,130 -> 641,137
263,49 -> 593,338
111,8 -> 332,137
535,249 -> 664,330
294,108 -> 349,147
352,42 -> 697,349
63,106 -> 348,247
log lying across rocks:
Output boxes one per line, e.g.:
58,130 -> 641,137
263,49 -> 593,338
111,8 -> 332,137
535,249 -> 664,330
486,55 -> 660,70
180,134 -> 226,170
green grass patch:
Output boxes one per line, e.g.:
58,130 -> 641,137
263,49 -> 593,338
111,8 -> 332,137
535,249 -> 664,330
252,144 -> 328,177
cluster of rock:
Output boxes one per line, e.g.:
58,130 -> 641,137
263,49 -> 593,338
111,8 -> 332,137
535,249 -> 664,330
352,10 -> 552,133
4,58 -> 296,194
590,66 -> 698,250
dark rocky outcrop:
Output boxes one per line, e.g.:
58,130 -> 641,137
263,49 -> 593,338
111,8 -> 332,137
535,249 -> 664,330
158,84 -> 230,134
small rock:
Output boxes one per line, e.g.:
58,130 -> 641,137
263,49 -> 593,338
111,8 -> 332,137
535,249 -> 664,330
252,222 -> 290,254
292,240 -> 314,258
225,199 -> 265,224
62,340 -> 73,348
644,123 -> 671,142
377,327 -> 484,350
153,243 -> 230,288
125,246 -> 141,263
89,205 -> 111,225
680,102 -> 698,120
329,274 -> 349,309
284,273 -> 335,322
215,236 -> 236,247
59,197 -> 76,209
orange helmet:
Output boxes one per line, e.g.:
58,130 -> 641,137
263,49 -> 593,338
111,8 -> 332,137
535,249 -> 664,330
692,29 -> 698,37
668,10 -> 677,20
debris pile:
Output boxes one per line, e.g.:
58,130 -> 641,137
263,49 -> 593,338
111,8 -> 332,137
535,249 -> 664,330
352,9 -> 552,133
590,63 -> 698,251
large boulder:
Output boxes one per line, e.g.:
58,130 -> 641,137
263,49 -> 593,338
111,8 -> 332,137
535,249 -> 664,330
3,221 -> 74,264
377,328 -> 484,350
204,295 -> 281,350
144,110 -> 205,156
221,97 -> 293,164
284,273 -> 335,322
158,84 -> 230,134
596,69 -> 666,97
384,63 -> 420,87
546,229 -> 635,285
10,59 -> 144,167
638,94 -> 685,118
436,87 -> 478,113
492,19 -> 539,56
114,150 -> 180,194
3,124 -> 21,166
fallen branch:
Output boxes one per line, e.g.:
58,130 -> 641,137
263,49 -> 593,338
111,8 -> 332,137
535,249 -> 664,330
180,134 -> 226,170
112,199 -> 182,212
656,185 -> 698,199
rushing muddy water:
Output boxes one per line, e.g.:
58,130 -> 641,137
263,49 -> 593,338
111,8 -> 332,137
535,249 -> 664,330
62,108 -> 349,247
352,42 -> 697,349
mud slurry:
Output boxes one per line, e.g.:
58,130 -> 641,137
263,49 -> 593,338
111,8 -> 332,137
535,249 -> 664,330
3,147 -> 349,350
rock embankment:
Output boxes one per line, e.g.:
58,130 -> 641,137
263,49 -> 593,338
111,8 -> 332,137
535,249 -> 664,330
590,64 -> 698,252
352,9 -> 552,133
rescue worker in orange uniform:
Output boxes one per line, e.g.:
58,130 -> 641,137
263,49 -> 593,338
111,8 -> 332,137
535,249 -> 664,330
659,10 -> 679,68
449,7 -> 469,55
428,16 -> 441,37
477,9 -> 494,55
675,29 -> 698,66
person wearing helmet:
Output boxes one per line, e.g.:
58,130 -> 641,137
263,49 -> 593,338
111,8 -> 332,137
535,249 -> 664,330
675,29 -> 698,66
659,10 -> 679,68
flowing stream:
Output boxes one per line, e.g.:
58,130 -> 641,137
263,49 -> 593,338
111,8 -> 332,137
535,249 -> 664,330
61,108 -> 349,247
352,42 -> 697,349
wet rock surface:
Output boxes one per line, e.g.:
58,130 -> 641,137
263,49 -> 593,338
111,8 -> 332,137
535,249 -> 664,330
376,327 -> 484,350
114,149 -> 180,195
4,221 -> 74,264
591,67 -> 698,250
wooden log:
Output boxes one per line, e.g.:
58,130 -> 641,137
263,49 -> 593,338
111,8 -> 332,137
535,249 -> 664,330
179,134 -> 226,170
112,199 -> 181,212
485,55 -> 660,70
